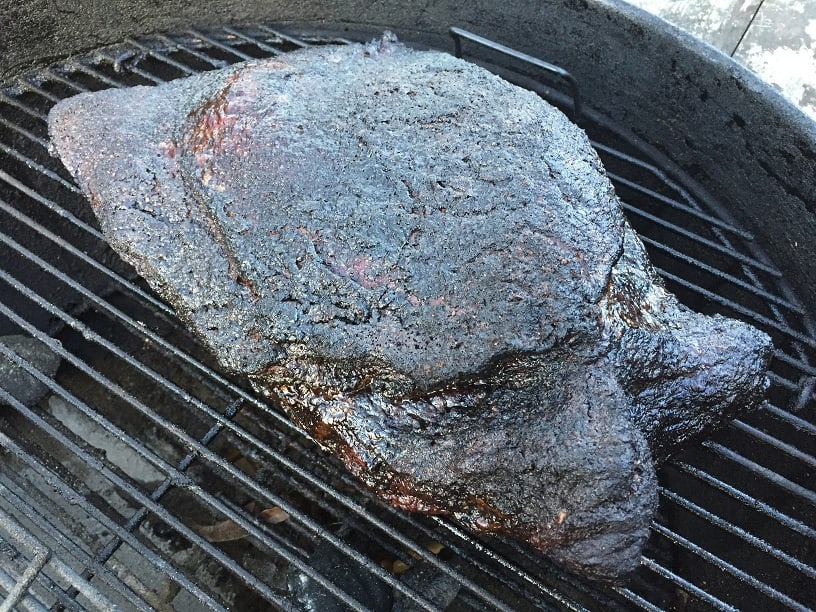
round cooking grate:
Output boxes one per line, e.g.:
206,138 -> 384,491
0,24 -> 813,611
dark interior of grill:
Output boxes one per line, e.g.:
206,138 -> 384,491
0,2 -> 814,610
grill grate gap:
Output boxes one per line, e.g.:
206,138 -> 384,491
0,23 -> 813,611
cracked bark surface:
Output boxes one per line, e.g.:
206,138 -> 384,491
49,35 -> 772,580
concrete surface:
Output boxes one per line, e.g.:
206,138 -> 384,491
627,0 -> 816,120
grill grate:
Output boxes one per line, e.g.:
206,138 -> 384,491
0,24 -> 813,611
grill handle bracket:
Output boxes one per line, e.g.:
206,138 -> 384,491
449,26 -> 583,122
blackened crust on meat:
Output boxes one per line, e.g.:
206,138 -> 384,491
599,228 -> 772,462
48,35 -> 772,581
258,352 -> 658,580
47,35 -> 624,390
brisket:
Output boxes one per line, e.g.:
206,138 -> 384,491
48,34 -> 772,581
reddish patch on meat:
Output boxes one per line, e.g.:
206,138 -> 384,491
297,226 -> 396,290
338,254 -> 394,290
179,65 -> 286,181
184,71 -> 243,157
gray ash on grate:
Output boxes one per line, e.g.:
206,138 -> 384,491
0,335 -> 61,406
47,34 -> 772,581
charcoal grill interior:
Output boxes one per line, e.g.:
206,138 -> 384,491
0,13 -> 814,612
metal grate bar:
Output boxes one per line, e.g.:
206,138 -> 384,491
124,39 -> 197,76
0,224 -> 518,610
638,235 -> 804,314
70,61 -> 130,89
15,80 -> 62,104
0,140 -> 83,194
639,557 -> 736,611
255,26 -> 311,48
471,516 -> 683,612
426,518 -> 590,612
621,203 -> 781,276
502,544 -> 624,611
657,268 -> 816,348
741,259 -> 791,314
0,91 -> 48,122
40,68 -> 89,93
763,401 -> 816,436
155,34 -> 229,68
97,50 -> 165,85
592,141 -> 696,202
450,26 -> 582,120
0,116 -> 49,149
278,434 -> 597,611
0,200 -> 175,317
659,487 -> 816,579
0,171 -> 103,239
494,536 -> 641,611
222,26 -> 285,54
284,439 -> 590,611
214,495 -> 312,560
611,587 -> 663,612
608,171 -> 754,240
453,592 -> 496,612
702,442 -> 816,504
0,298 -> 442,611
650,522 -> 810,611
773,349 -> 816,377
591,142 -> 751,236
677,462 -> 816,539
791,344 -> 816,377
705,213 -> 812,365
187,30 -> 254,61
0,478 -> 152,611
792,374 -> 816,411
768,371 -> 801,390
730,419 -> 816,468
215,475 -> 420,572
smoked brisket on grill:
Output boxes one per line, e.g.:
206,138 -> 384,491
48,34 -> 773,581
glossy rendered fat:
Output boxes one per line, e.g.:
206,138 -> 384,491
48,35 -> 772,581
